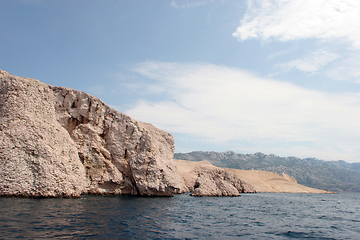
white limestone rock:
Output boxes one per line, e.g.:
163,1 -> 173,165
0,70 -> 88,197
50,86 -> 187,196
0,70 -> 188,197
191,170 -> 241,197
174,159 -> 256,196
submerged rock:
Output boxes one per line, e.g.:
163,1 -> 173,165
0,70 -> 187,197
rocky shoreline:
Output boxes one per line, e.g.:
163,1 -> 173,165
0,70 -> 330,197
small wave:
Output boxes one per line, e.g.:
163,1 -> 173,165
277,230 -> 337,239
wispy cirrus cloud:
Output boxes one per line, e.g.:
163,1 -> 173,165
276,50 -> 340,73
326,51 -> 360,83
121,61 -> 360,161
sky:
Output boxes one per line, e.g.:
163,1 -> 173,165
1,0 -> 360,162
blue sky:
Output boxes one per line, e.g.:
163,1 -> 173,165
1,0 -> 360,162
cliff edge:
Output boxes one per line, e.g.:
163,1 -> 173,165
0,70 -> 187,197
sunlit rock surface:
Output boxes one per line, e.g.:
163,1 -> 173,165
174,159 -> 256,196
0,70 -> 187,197
51,85 -> 187,196
0,70 -> 88,197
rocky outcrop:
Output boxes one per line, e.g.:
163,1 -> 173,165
0,70 -> 187,197
50,86 -> 187,196
0,71 -> 88,197
174,160 -> 256,196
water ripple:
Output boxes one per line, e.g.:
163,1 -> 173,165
0,193 -> 359,239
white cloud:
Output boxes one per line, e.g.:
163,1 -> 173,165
267,48 -> 294,59
233,0 -> 360,49
277,50 -> 340,73
327,51 -> 360,82
125,61 -> 360,161
234,0 -> 360,80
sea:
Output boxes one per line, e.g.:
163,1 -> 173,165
0,193 -> 359,239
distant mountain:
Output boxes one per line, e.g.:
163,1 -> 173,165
174,151 -> 360,192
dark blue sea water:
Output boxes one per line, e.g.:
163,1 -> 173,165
0,193 -> 359,239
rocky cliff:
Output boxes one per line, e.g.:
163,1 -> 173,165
1,70 -> 282,198
0,70 -> 187,197
0,71 -> 88,197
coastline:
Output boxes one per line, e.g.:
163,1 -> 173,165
174,159 -> 334,194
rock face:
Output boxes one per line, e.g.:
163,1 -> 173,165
0,70 -> 187,197
0,71 -> 88,197
50,86 -> 187,196
174,160 -> 256,196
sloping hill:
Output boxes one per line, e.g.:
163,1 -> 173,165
174,151 -> 360,192
174,159 -> 330,193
